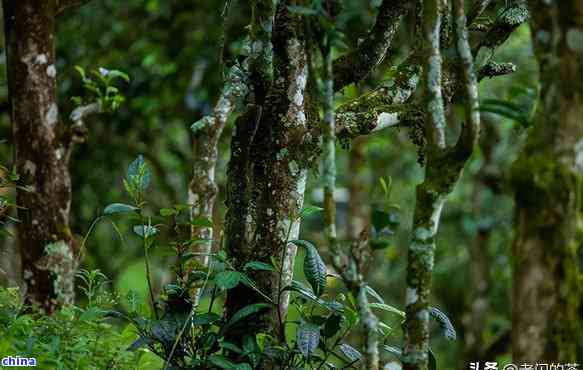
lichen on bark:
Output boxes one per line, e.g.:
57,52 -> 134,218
3,0 -> 79,313
510,0 -> 583,361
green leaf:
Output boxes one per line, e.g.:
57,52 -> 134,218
127,155 -> 151,191
107,69 -> 130,82
283,281 -> 343,312
221,342 -> 243,354
382,345 -> 403,359
299,205 -> 324,218
133,225 -> 158,238
243,261 -> 275,272
104,203 -> 138,215
215,271 -> 241,290
297,322 -> 320,358
365,285 -> 385,304
291,240 -> 327,296
192,216 -> 213,228
159,208 -> 176,217
208,355 -> 236,369
223,303 -> 271,332
369,302 -> 405,318
429,306 -> 456,340
234,364 -> 252,370
192,312 -> 221,326
338,343 -> 361,362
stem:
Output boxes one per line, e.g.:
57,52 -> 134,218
144,235 -> 158,320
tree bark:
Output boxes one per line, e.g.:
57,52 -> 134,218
223,2 -> 318,345
510,0 -> 583,362
403,0 -> 480,368
3,0 -> 76,313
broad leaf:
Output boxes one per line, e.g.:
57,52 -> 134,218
291,239 -> 327,296
297,322 -> 320,358
299,205 -> 324,218
429,306 -> 456,340
382,345 -> 403,359
104,203 -> 138,215
338,343 -> 362,362
208,355 -> 236,369
215,271 -> 241,290
192,312 -> 221,326
243,261 -> 275,272
223,303 -> 271,332
127,155 -> 151,191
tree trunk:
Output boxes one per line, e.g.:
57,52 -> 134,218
511,0 -> 583,361
3,0 -> 76,313
223,2 -> 318,344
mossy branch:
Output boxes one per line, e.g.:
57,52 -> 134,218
333,0 -> 411,91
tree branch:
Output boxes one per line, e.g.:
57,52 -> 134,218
333,0 -> 411,91
473,0 -> 529,61
478,60 -> 516,81
467,0 -> 494,25
68,102 -> 102,143
455,0 -> 481,157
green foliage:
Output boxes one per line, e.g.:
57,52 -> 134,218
72,66 -> 129,112
0,278 -> 144,369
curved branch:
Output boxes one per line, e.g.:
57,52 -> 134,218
333,0 -> 411,91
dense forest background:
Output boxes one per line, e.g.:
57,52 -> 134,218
0,0 -> 581,369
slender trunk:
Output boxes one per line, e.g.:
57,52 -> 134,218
188,63 -> 248,304
3,0 -> 77,313
511,0 -> 583,361
403,0 -> 480,368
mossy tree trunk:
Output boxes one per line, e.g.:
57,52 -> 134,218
510,0 -> 583,362
223,1 -> 319,345
403,0 -> 480,368
3,0 -> 92,314
4,0 -> 70,313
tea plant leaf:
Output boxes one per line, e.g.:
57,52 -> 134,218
291,239 -> 327,296
104,203 -> 138,215
208,355 -> 236,369
369,302 -> 405,318
215,271 -> 241,290
429,306 -> 456,340
223,303 -> 271,333
339,343 -> 362,362
243,261 -> 275,272
297,322 -> 320,358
